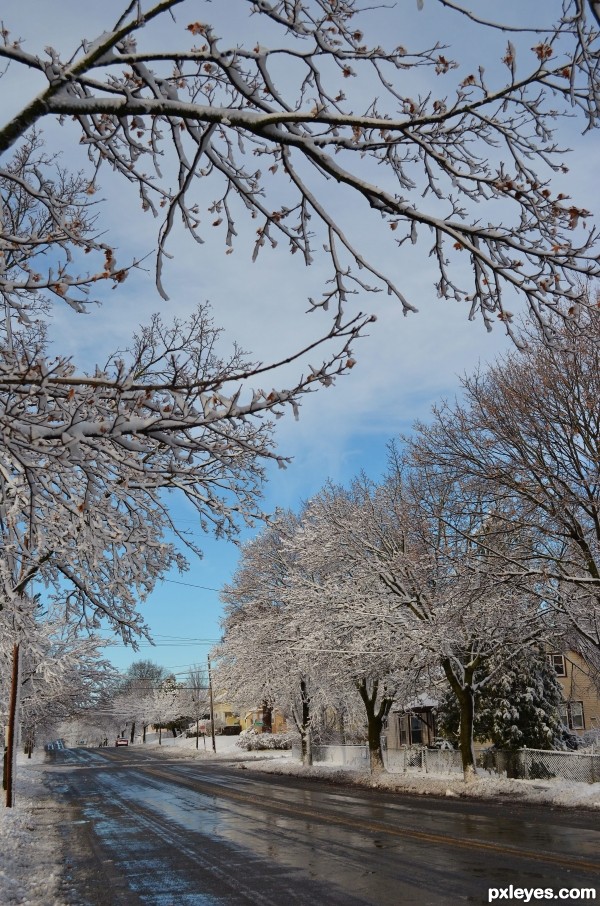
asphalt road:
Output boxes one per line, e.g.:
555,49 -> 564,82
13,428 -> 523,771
43,748 -> 600,905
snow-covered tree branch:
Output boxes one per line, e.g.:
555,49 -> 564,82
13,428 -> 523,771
410,301 -> 600,652
1,0 -> 598,341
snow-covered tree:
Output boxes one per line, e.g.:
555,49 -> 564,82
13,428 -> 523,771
437,646 -> 566,751
217,512 -> 320,765
183,665 -> 210,748
1,1 -> 598,348
0,292 -> 362,650
410,304 -> 600,654
152,674 -> 179,743
301,464 -> 546,780
279,494 -> 427,773
6,612 -> 114,750
115,660 -> 167,742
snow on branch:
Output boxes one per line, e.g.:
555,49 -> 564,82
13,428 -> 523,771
0,0 -> 598,339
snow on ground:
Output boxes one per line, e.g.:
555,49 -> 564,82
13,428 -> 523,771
2,735 -> 599,905
147,733 -> 600,809
149,734 -> 600,809
0,749 -> 67,905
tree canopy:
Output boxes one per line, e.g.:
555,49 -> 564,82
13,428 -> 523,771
1,0 -> 598,341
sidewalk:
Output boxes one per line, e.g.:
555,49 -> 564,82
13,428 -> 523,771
0,750 -> 69,905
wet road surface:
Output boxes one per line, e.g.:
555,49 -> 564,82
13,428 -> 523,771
43,748 -> 599,905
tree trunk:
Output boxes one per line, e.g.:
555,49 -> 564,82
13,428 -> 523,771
355,677 -> 393,775
262,701 -> 273,733
299,678 -> 312,766
130,721 -> 136,744
458,687 -> 477,781
442,658 -> 478,782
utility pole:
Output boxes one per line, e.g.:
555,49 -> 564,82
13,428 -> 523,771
207,655 -> 216,754
5,643 -> 21,808
4,554 -> 51,807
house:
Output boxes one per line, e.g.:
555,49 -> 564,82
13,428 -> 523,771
385,696 -> 437,749
549,649 -> 600,737
241,704 -> 287,734
384,649 -> 600,750
195,694 -> 242,733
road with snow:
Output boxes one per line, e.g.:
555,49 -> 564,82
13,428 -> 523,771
44,747 -> 599,905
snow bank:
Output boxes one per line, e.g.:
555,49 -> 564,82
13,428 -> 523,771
238,757 -> 600,809
121,734 -> 600,808
0,751 -> 66,905
139,731 -> 294,760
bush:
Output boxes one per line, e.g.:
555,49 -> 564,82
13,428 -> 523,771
578,728 -> 600,750
235,729 -> 296,751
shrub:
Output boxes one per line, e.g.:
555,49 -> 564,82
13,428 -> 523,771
235,729 -> 296,751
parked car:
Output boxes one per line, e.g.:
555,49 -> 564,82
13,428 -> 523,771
221,725 -> 242,736
115,737 -> 129,747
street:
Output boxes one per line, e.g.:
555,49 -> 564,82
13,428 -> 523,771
43,748 -> 599,905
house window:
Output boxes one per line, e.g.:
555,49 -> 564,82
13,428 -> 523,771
410,715 -> 423,746
561,701 -> 585,730
549,653 -> 566,676
568,701 -> 585,731
400,711 -> 436,746
398,716 -> 410,747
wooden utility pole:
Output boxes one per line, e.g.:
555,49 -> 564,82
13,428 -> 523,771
207,655 -> 216,754
5,643 -> 22,808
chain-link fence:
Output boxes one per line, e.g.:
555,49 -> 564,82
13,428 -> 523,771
487,748 -> 600,783
292,743 -> 600,783
292,743 -> 463,774
382,747 -> 464,774
291,742 -> 370,769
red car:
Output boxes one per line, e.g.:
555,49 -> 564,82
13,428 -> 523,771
115,737 -> 129,747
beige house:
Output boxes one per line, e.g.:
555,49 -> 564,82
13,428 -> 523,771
385,650 -> 600,750
241,704 -> 287,734
550,649 -> 600,737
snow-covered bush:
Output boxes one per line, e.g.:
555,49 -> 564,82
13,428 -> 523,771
235,729 -> 296,751
577,729 -> 600,751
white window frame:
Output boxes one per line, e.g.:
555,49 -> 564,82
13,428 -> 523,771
549,653 -> 567,676
568,701 -> 585,731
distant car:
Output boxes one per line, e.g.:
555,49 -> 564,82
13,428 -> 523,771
115,737 -> 129,747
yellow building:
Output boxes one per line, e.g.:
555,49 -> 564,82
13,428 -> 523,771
549,649 -> 600,737
241,704 -> 288,734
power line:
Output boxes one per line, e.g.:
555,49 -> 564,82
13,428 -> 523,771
107,640 -> 218,649
161,578 -> 221,592
155,634 -> 217,640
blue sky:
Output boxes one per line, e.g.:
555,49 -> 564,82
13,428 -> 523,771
2,0 -> 598,680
